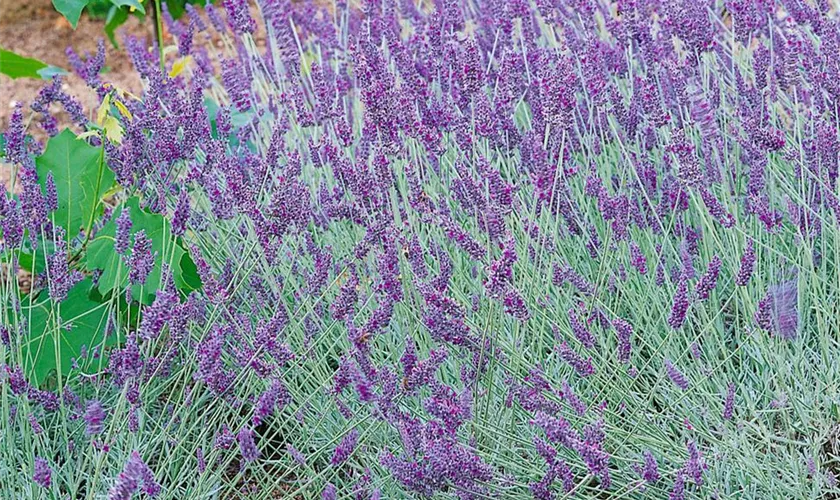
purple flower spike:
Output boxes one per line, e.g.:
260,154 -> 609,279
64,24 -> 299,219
555,342 -> 596,377
114,209 -> 132,255
33,457 -> 51,488
723,383 -> 736,420
321,483 -> 337,500
641,451 -> 660,484
667,273 -> 690,329
735,240 -> 756,287
568,307 -> 596,349
84,400 -> 107,436
109,451 -> 159,500
613,318 -> 633,364
127,230 -> 156,287
665,359 -> 690,390
695,256 -> 721,301
238,426 -> 260,462
629,242 -> 647,275
331,428 -> 359,466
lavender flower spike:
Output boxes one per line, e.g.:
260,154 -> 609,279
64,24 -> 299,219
33,457 -> 51,488
238,426 -> 260,462
665,359 -> 690,390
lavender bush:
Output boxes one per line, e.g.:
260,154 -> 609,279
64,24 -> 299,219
2,0 -> 840,497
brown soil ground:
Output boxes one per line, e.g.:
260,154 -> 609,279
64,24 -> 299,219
0,0 -> 152,130
0,0 -> 154,190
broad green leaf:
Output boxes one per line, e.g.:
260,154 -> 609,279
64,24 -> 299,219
0,49 -> 47,79
163,0 -> 186,19
109,0 -> 144,14
104,6 -> 129,48
86,197 -> 200,304
22,278 -> 116,385
35,129 -> 115,242
52,0 -> 90,29
177,245 -> 202,291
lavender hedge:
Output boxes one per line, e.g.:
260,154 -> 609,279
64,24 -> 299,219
2,0 -> 840,498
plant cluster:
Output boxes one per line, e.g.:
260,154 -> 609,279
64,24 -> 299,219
1,0 -> 840,498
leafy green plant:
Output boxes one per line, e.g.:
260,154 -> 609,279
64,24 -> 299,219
3,117 -> 200,387
34,129 -> 114,243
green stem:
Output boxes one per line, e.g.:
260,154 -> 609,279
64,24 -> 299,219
69,139 -> 107,266
154,0 -> 165,74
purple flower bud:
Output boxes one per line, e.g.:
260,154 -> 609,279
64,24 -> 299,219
568,307 -> 596,349
252,378 -> 290,426
684,441 -> 705,485
28,413 -> 43,434
669,470 -> 686,500
503,288 -> 530,321
530,411 -> 579,449
0,190 -> 24,249
629,242 -> 647,275
699,187 -> 735,228
612,318 -> 633,364
561,379 -> 587,416
47,230 -> 83,302
109,451 -> 158,499
45,172 -> 58,212
221,59 -> 251,112
286,443 -> 307,465
689,342 -> 702,360
172,194 -> 190,238
4,102 -> 28,163
223,0 -> 255,34
214,425 -> 234,450
331,269 -> 359,321
196,447 -> 206,473
321,483 -> 337,500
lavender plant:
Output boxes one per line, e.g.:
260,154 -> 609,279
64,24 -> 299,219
2,0 -> 840,498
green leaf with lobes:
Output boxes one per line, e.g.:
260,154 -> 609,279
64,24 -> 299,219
35,129 -> 115,243
85,197 -> 201,304
21,278 -> 116,386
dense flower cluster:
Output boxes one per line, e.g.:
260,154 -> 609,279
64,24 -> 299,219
1,0 -> 838,497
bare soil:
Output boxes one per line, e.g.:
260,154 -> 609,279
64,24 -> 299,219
0,0 -> 152,131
